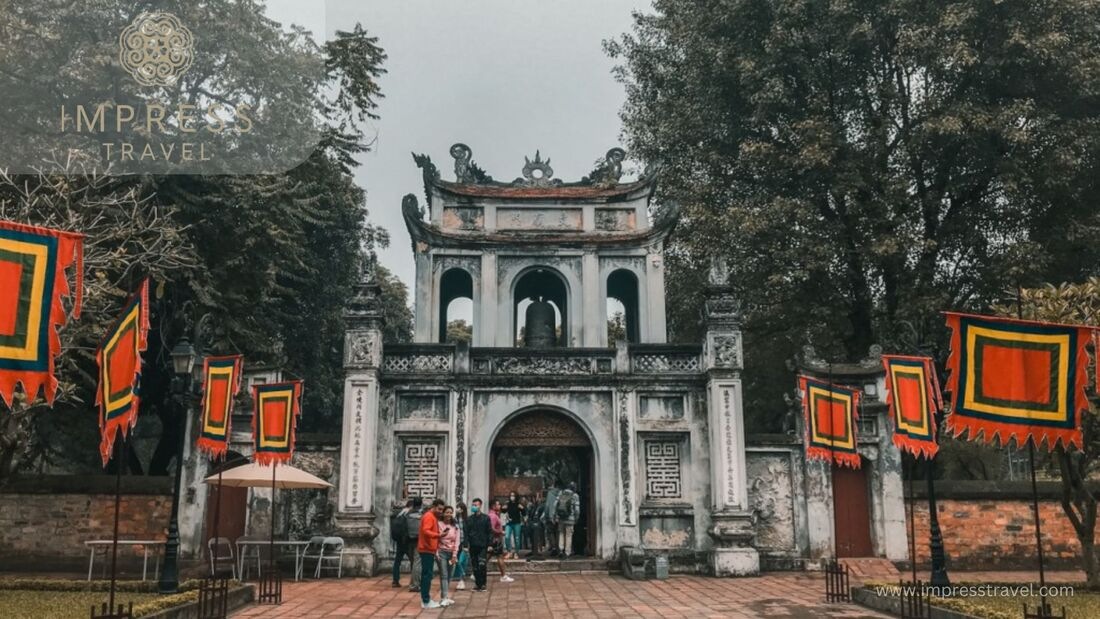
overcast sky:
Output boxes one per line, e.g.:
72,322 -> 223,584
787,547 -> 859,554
265,0 -> 652,290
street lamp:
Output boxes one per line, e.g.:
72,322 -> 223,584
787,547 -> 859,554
159,338 -> 199,594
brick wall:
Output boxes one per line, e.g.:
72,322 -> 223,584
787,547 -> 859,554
905,481 -> 1088,570
0,475 -> 172,571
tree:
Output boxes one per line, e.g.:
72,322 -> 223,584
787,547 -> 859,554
445,320 -> 472,344
377,264 -> 414,344
0,3 -> 393,462
0,166 -> 198,481
607,0 -> 1100,430
994,279 -> 1100,587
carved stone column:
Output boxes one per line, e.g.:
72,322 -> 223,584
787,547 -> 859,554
335,275 -> 384,575
702,261 -> 759,576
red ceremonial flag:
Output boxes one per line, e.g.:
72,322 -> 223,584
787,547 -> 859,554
0,220 -> 84,408
944,312 -> 1091,450
799,374 -> 862,469
197,354 -> 244,459
96,279 -> 150,466
252,380 -> 302,466
882,355 -> 941,459
1094,329 -> 1099,395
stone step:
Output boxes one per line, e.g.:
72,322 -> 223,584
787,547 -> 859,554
838,557 -> 901,582
497,557 -> 615,573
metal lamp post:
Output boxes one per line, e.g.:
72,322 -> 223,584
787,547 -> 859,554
159,338 -> 198,594
927,410 -> 950,587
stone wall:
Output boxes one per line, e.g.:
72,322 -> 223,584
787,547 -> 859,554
905,481 -> 1087,570
0,475 -> 172,571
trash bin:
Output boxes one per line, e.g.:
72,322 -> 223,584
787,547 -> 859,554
654,555 -> 669,580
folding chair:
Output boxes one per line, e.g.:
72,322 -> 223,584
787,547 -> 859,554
299,536 -> 326,580
316,537 -> 345,579
207,537 -> 238,579
236,536 -> 264,580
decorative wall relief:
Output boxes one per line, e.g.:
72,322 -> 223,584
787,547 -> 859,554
396,393 -> 449,421
618,389 -> 633,525
746,453 -> 797,552
644,440 -> 683,500
638,394 -> 685,420
454,390 -> 467,503
595,209 -> 637,231
442,207 -> 484,230
496,208 -> 583,231
401,440 -> 441,501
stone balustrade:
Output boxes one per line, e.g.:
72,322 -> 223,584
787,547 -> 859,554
379,343 -> 704,376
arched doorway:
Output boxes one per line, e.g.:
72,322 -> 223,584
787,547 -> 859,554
490,409 -> 595,556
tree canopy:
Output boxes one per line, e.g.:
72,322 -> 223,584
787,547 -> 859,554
0,1 -> 400,478
608,0 -> 1100,429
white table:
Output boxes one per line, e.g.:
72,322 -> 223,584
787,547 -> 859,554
85,540 -> 165,581
235,540 -> 310,581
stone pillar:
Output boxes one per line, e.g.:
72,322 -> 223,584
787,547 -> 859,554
645,246 -> 668,343
702,260 -> 759,576
334,275 -> 384,575
478,252 -> 497,347
581,251 -> 601,346
413,246 -> 433,343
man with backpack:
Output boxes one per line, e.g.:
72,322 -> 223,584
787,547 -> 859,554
390,499 -> 415,587
406,497 -> 424,591
556,482 -> 580,557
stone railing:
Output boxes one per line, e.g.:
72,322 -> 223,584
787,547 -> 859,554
379,343 -> 705,377
380,343 -> 455,374
629,344 -> 703,374
469,347 -> 615,375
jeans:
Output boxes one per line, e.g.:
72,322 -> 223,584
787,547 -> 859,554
438,550 -> 454,599
469,545 -> 488,589
410,549 -> 421,588
452,549 -> 468,580
559,523 -> 575,556
505,522 -> 522,552
418,552 -> 436,604
391,539 -> 408,584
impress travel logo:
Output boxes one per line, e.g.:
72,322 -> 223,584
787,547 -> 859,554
0,3 -> 326,176
118,12 -> 195,87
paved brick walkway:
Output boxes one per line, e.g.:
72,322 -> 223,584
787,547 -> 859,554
231,573 -> 891,618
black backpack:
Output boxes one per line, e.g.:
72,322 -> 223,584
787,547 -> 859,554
390,512 -> 408,541
407,511 -> 423,539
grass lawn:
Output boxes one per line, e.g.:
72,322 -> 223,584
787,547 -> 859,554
0,590 -> 160,619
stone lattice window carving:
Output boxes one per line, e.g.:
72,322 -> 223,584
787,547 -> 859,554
382,353 -> 452,374
632,353 -> 701,374
402,440 -> 441,500
644,440 -> 683,500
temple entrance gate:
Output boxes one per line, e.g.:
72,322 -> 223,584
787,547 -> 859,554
489,409 -> 595,556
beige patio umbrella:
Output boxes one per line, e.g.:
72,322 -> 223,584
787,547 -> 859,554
203,461 -> 332,489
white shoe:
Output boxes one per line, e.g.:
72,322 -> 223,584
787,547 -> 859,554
500,575 -> 514,583
456,580 -> 466,590
421,600 -> 442,609
441,598 -> 455,606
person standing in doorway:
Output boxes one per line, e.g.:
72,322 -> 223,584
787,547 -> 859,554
406,498 -> 424,591
437,505 -> 459,607
556,482 -> 580,557
465,498 -> 492,592
489,500 -> 514,582
543,481 -> 561,557
527,493 -> 545,560
504,491 -> 524,559
417,498 -> 445,609
390,499 -> 414,587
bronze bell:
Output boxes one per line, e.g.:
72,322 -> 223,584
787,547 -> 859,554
524,297 -> 557,347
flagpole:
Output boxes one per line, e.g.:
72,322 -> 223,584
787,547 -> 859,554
107,434 -> 125,613
1017,282 -> 1049,613
827,360 -> 838,561
906,457 -> 916,583
269,462 -> 277,576
211,457 -> 223,577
